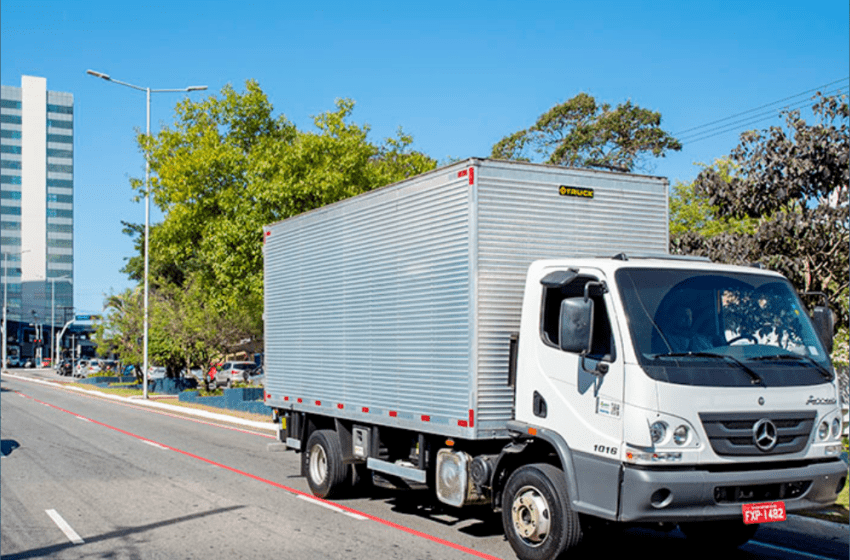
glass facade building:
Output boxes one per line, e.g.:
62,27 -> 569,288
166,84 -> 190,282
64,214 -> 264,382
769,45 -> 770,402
1,76 -> 74,354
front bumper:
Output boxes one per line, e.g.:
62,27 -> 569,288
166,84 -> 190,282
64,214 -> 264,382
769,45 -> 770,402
619,459 -> 847,523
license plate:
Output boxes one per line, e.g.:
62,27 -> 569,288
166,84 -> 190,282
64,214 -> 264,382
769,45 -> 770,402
742,501 -> 786,524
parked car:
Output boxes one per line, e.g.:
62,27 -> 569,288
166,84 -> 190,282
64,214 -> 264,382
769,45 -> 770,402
147,366 -> 167,380
87,359 -> 102,375
74,360 -> 89,377
100,360 -> 118,373
213,361 -> 255,388
180,368 -> 204,383
242,364 -> 264,387
58,359 -> 73,376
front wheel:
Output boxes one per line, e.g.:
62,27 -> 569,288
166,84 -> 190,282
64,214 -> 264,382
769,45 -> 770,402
678,520 -> 758,549
304,430 -> 350,499
502,463 -> 582,560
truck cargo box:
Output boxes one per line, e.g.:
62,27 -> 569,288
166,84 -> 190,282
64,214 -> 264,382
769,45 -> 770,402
263,158 -> 669,439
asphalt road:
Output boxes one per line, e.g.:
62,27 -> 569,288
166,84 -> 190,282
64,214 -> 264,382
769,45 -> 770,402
1,371 -> 848,560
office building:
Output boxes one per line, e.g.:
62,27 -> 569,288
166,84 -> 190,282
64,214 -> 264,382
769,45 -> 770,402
1,75 -> 74,362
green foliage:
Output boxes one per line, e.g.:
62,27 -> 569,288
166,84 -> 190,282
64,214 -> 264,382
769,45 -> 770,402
113,81 -> 437,364
491,93 -> 681,172
672,93 -> 849,331
669,159 -> 757,238
94,290 -> 143,378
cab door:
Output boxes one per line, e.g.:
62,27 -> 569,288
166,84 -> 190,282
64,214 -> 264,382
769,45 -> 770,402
530,268 -> 625,518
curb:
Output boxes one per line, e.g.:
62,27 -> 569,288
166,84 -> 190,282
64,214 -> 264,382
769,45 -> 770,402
1,371 -> 276,432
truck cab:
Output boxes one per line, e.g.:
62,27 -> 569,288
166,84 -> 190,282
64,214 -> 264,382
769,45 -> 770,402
502,255 -> 845,555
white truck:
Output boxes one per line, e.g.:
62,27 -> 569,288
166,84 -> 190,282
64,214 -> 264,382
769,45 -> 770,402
263,159 -> 846,559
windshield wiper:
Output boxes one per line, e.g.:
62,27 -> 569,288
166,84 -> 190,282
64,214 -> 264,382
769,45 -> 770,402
653,352 -> 764,385
749,354 -> 833,380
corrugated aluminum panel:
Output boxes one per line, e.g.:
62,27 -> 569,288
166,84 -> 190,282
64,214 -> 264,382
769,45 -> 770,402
473,161 -> 669,433
264,159 -> 669,439
265,166 -> 476,437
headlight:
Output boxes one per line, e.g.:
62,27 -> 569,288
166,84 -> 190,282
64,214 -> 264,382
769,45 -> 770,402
818,421 -> 829,440
650,421 -> 667,444
673,425 -> 689,446
832,418 -> 841,439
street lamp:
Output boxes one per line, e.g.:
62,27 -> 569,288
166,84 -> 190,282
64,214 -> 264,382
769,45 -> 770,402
87,70 -> 207,398
2,249 -> 30,370
49,275 -> 71,367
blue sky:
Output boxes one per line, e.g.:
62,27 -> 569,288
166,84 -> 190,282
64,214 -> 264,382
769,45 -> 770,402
2,0 -> 848,314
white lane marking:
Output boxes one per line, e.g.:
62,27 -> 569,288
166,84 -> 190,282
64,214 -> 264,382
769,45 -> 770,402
748,540 -> 839,560
45,509 -> 85,545
297,494 -> 367,520
74,415 -> 91,422
141,440 -> 168,450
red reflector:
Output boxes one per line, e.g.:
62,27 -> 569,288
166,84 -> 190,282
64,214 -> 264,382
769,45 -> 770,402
458,420 -> 468,427
284,396 -> 289,401
265,393 -> 270,401
297,398 -> 302,403
315,400 -> 321,406
468,167 -> 475,185
421,415 -> 430,422
469,409 -> 475,428
389,411 -> 397,417
362,407 -> 369,413
337,403 -> 344,409
457,169 -> 468,178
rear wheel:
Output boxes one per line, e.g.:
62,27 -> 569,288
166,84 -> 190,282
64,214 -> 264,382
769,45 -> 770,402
304,430 -> 350,499
678,520 -> 758,549
502,463 -> 582,560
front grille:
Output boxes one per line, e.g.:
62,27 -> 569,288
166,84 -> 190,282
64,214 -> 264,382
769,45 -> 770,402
714,480 -> 811,503
699,411 -> 816,456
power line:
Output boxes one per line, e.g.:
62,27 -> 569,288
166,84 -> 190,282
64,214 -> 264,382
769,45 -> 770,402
681,85 -> 848,143
678,84 -> 848,145
673,77 -> 848,137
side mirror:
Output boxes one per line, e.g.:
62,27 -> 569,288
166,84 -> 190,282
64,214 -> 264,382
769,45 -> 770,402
559,297 -> 594,354
811,305 -> 835,354
806,292 -> 835,354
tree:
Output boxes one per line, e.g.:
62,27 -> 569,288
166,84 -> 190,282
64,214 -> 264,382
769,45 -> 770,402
669,159 -> 757,238
94,289 -> 144,379
491,93 -> 681,172
118,81 -> 437,356
672,93 -> 849,326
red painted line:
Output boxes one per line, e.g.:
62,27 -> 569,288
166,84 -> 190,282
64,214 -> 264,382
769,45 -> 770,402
25,385 -> 276,439
11,389 -> 502,560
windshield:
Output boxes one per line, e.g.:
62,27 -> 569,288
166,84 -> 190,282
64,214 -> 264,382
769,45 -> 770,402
616,267 -> 832,387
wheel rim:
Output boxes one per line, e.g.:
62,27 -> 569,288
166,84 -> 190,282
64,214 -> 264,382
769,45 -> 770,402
511,485 -> 551,546
309,443 -> 328,485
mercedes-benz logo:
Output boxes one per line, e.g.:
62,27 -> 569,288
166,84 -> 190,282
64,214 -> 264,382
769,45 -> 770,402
753,419 -> 778,452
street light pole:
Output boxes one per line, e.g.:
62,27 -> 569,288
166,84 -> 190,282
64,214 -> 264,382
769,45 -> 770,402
86,70 -> 206,398
50,276 -> 71,367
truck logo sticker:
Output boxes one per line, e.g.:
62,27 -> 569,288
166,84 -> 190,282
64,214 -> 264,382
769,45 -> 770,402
753,419 -> 778,451
559,185 -> 594,198
596,398 -> 621,418
805,396 -> 837,405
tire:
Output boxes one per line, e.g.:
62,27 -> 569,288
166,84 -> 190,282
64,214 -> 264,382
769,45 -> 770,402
304,430 -> 350,499
678,520 -> 758,549
502,463 -> 582,560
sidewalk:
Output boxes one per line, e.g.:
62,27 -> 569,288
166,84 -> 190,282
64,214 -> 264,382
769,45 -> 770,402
1,369 -> 277,432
